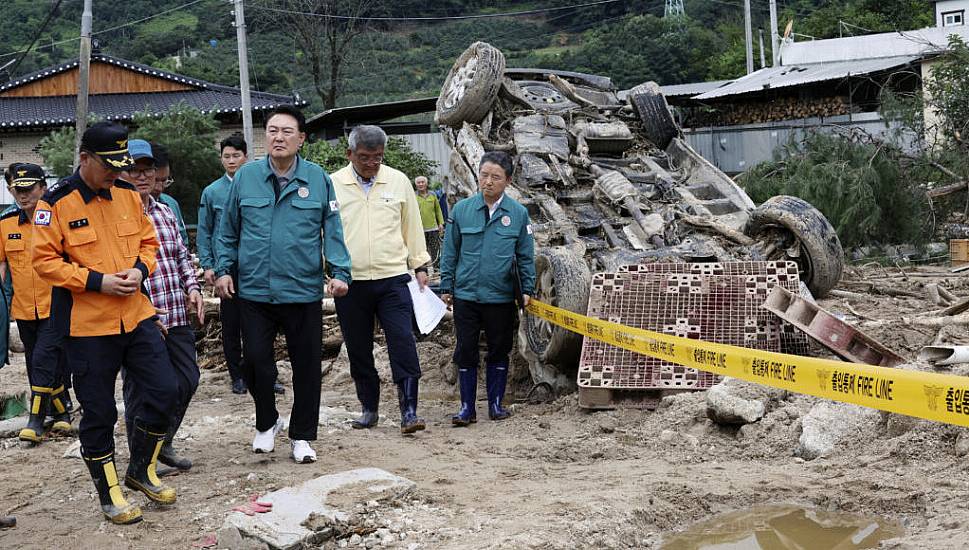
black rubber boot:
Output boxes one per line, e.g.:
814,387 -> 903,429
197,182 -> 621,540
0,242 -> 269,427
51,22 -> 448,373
83,452 -> 143,525
19,387 -> 52,443
451,367 -> 477,427
49,386 -> 73,433
157,413 -> 192,471
351,410 -> 379,429
0,516 -> 14,529
124,420 -> 177,505
486,363 -> 512,420
397,378 -> 426,434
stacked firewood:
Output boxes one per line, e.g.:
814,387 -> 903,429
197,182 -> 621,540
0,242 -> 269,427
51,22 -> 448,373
684,96 -> 854,127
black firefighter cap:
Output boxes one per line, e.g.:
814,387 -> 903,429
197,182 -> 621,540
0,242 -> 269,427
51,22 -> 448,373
8,163 -> 45,188
81,121 -> 134,172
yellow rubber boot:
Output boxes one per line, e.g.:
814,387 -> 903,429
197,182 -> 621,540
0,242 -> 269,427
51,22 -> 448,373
19,387 -> 52,443
49,386 -> 73,433
83,452 -> 143,525
124,421 -> 177,505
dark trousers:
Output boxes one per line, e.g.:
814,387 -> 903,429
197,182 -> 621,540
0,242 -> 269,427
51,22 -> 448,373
452,299 -> 517,369
424,230 -> 441,268
220,296 -> 245,382
123,325 -> 200,436
17,317 -> 69,391
67,319 -> 176,456
239,299 -> 322,441
334,274 -> 422,411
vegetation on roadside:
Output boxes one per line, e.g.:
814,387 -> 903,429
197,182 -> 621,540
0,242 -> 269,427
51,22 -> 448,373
740,35 -> 969,250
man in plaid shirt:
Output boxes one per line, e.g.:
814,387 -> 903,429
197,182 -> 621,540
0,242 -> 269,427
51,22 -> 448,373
122,140 -> 204,471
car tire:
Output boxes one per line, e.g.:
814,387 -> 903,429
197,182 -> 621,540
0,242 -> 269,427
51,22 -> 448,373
521,248 -> 592,369
744,195 -> 845,297
627,82 -> 679,150
435,42 -> 506,128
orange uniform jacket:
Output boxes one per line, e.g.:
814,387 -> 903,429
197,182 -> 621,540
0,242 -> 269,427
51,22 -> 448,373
32,175 -> 159,337
0,209 -> 52,321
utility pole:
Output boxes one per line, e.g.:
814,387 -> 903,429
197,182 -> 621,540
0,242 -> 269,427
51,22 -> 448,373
74,0 -> 93,167
769,0 -> 780,66
759,29 -> 766,69
744,0 -> 754,74
233,0 -> 253,149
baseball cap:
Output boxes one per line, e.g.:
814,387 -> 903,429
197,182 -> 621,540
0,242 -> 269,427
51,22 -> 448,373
80,121 -> 134,172
8,163 -> 45,188
128,139 -> 155,164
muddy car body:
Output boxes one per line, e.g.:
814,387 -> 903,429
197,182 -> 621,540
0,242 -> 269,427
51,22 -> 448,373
435,42 -> 844,391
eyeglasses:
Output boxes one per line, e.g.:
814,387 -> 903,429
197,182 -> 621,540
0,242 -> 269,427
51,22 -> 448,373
127,167 -> 156,178
355,154 -> 383,165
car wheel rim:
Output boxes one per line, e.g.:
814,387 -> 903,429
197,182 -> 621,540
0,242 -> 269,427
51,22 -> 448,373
443,56 -> 478,109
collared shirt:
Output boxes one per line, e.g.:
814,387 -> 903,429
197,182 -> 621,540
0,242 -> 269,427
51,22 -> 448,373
145,196 -> 199,329
487,194 -> 504,221
416,192 -> 444,231
352,167 -> 375,195
331,163 -> 431,281
0,208 -> 52,320
32,172 -> 159,337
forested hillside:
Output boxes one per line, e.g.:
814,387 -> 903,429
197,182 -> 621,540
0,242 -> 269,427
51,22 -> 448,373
0,0 -> 933,112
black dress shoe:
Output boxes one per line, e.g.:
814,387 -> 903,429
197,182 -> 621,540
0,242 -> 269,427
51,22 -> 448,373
273,382 -> 285,395
231,379 -> 248,394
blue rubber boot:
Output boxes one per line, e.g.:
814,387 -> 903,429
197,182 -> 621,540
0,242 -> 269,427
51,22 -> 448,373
486,363 -> 512,421
451,367 -> 478,427
397,378 -> 426,434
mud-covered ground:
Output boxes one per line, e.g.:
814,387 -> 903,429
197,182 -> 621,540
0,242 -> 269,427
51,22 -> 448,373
2,265 -> 969,549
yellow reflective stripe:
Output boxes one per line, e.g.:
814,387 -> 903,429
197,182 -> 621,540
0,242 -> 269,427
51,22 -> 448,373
526,299 -> 969,428
30,395 -> 42,415
30,386 -> 54,393
147,440 -> 164,486
86,452 -> 113,461
95,148 -> 128,155
103,462 -> 119,487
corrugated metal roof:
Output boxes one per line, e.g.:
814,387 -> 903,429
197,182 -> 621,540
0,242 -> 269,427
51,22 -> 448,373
781,25 -> 969,65
0,87 -> 294,129
658,80 -> 733,98
693,55 -> 919,100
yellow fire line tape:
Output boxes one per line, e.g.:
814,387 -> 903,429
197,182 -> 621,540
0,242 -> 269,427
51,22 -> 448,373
525,299 -> 969,427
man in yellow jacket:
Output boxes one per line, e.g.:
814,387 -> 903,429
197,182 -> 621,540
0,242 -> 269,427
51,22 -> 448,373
331,125 -> 431,434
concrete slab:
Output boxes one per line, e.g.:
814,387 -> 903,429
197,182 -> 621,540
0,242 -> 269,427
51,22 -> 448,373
225,468 -> 416,549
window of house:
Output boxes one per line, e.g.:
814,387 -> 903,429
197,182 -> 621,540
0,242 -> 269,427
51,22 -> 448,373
943,10 -> 964,26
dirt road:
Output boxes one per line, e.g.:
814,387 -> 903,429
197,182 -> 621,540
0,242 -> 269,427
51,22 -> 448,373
2,265 -> 968,549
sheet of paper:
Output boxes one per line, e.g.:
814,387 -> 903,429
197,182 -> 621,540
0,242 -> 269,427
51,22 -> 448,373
407,276 -> 447,334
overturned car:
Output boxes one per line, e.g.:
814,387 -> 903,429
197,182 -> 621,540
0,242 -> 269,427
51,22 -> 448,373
435,42 -> 844,391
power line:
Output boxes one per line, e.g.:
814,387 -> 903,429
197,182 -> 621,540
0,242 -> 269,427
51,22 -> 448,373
0,0 -> 216,63
4,0 -> 67,75
248,0 -> 626,22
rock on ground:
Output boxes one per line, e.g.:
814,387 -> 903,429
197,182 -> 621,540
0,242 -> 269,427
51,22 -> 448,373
795,401 -> 881,460
225,468 -> 415,549
706,377 -> 785,425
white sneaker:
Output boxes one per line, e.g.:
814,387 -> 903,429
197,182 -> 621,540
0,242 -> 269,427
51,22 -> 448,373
252,418 -> 285,453
291,440 -> 317,463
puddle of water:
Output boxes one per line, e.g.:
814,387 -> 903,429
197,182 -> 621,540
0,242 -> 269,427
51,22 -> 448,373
661,504 -> 903,550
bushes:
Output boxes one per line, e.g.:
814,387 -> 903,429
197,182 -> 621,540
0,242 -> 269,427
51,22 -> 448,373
740,132 -> 930,249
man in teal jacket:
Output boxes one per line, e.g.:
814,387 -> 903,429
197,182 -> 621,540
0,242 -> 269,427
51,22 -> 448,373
214,105 -> 351,463
198,135 -> 260,395
440,151 -> 535,425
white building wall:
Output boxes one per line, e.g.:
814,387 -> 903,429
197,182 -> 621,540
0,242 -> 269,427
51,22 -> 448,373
936,0 -> 969,27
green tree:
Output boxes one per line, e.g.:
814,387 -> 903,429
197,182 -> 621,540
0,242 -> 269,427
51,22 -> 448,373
38,126 -> 77,178
740,133 -> 930,248
131,103 -> 223,224
303,136 -> 438,179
